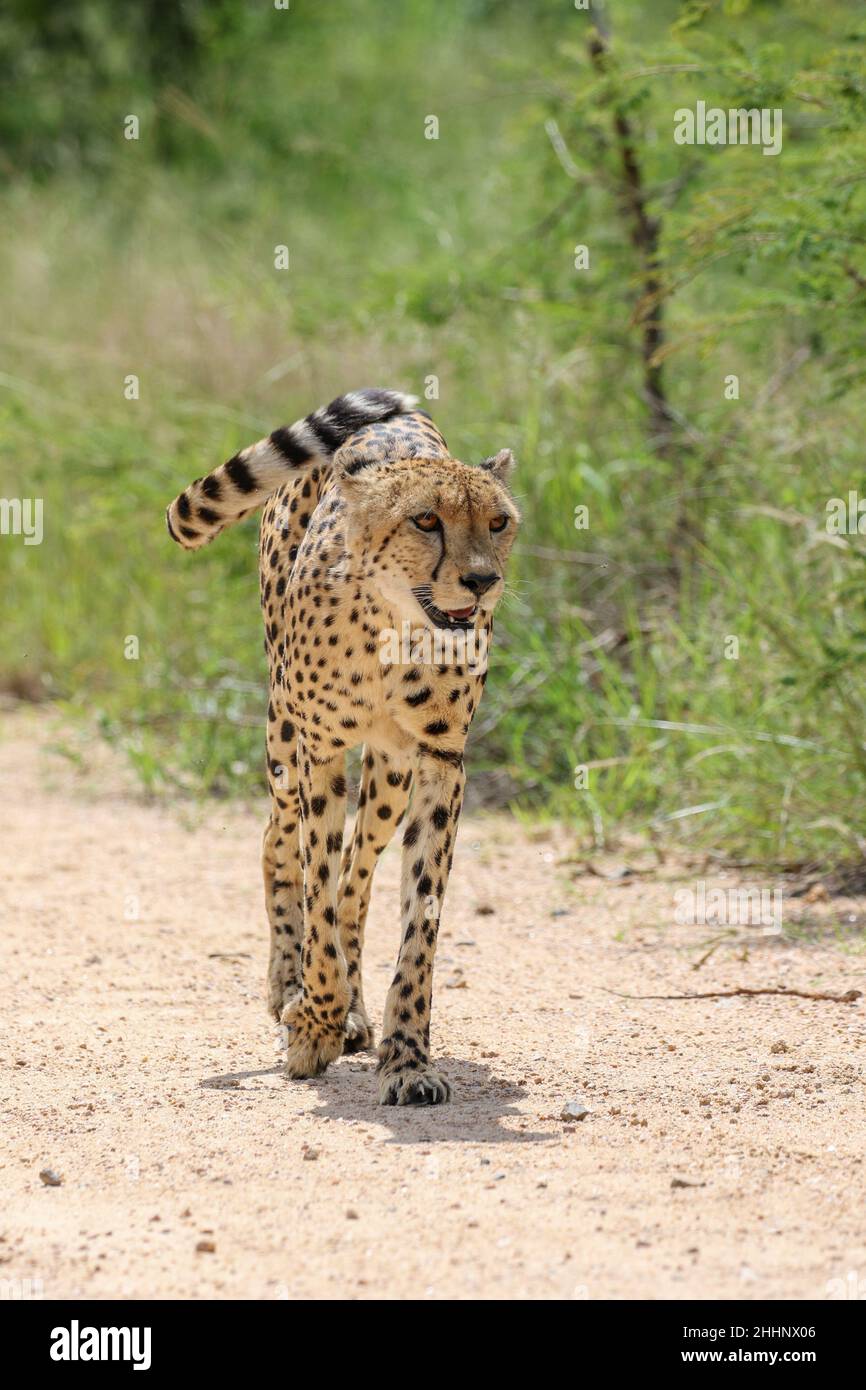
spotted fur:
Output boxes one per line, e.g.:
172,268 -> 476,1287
167,388 -> 520,1104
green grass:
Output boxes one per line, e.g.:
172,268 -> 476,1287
2,0 -> 866,871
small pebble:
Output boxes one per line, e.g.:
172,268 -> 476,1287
561,1099 -> 590,1122
39,1168 -> 62,1187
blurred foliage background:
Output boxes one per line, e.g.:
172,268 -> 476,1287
2,0 -> 866,871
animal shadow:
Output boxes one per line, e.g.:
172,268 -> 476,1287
200,1055 -> 549,1146
302,1052 -> 548,1145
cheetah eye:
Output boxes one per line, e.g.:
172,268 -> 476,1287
489,515 -> 509,533
411,512 -> 440,532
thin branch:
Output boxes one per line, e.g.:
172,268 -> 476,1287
587,18 -> 675,456
603,986 -> 862,1004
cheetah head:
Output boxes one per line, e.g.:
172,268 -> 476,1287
337,449 -> 520,631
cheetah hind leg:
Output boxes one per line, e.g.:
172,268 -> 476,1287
262,813 -> 304,1021
343,1002 -> 374,1054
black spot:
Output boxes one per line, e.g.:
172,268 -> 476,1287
419,744 -> 463,768
405,687 -> 432,707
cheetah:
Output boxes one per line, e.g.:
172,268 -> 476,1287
167,388 -> 520,1104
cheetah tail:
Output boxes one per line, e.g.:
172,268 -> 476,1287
165,387 -> 417,550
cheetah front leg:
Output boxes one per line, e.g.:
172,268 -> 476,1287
377,752 -> 464,1105
338,748 -> 413,1053
281,744 -> 350,1078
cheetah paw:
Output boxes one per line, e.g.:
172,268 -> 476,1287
280,998 -> 344,1078
378,1066 -> 451,1107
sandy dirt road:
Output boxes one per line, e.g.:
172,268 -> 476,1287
2,708 -> 865,1301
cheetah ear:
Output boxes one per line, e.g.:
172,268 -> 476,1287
480,448 -> 515,483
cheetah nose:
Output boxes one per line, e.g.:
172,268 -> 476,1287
460,571 -> 498,597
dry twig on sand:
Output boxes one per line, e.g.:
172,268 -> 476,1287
603,986 -> 861,1004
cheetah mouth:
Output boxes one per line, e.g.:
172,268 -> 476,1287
412,590 -> 478,630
